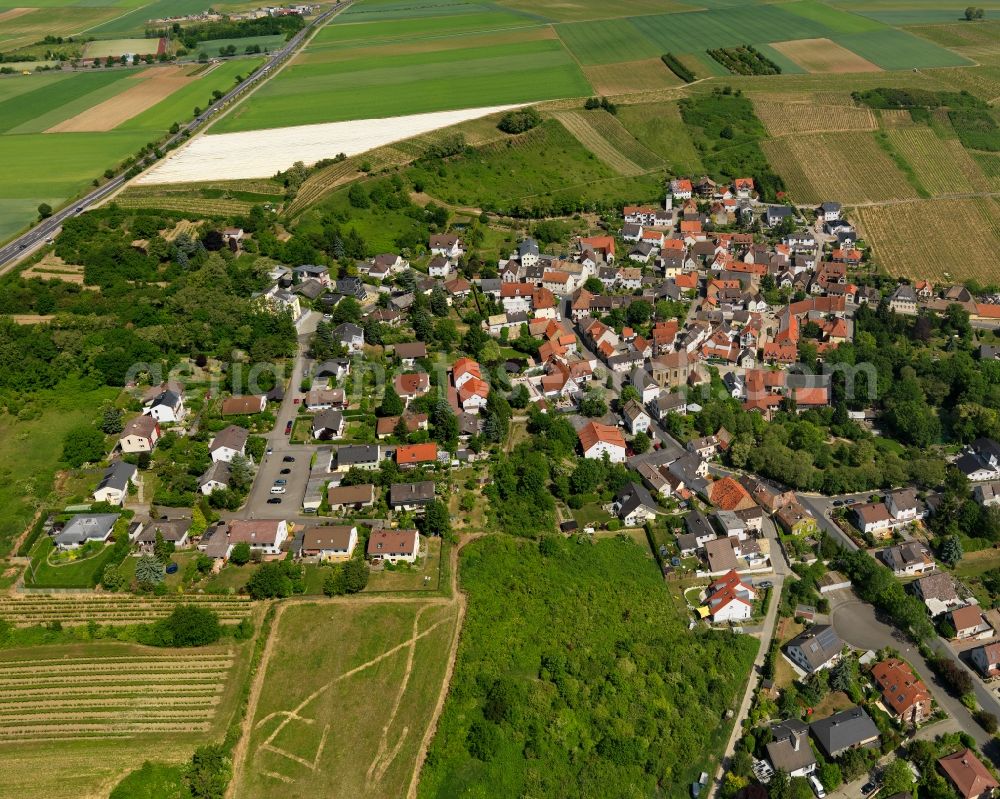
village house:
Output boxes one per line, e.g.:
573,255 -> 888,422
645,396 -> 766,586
388,480 -> 436,510
913,571 -> 963,617
870,658 -> 932,725
93,461 -> 137,506
853,501 -> 893,537
786,624 -> 842,673
326,483 -> 375,512
144,388 -> 186,423
335,444 -> 381,472
395,443 -> 438,468
367,528 -> 420,564
971,642 -> 1000,680
766,719 -> 816,779
883,541 -> 935,576
134,519 -> 190,553
199,461 -> 231,495
578,421 -> 626,463
221,395 -> 267,416
429,233 -> 464,258
956,438 -> 1000,482
937,749 -> 999,799
810,706 -> 880,759
225,519 -> 288,557
312,409 -> 345,440
394,341 -> 428,366
120,415 -> 160,454
705,569 -> 756,623
612,482 -> 658,526
209,425 -> 249,463
334,322 -> 364,353
620,400 -> 651,435
395,372 -> 431,402
951,605 -> 993,640
54,513 -> 118,550
775,502 -> 818,537
300,525 -> 358,562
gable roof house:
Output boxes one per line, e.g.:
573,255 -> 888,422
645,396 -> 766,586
883,541 -> 934,576
221,395 -> 267,416
613,482 -> 659,526
367,528 -> 420,564
312,409 -> 345,441
853,501 -> 893,537
326,483 -> 375,511
871,658 -> 932,725
578,421 -> 626,463
226,519 -> 288,556
335,444 -> 381,471
766,719 -> 816,778
143,388 -> 185,423
93,461 -> 137,506
938,749 -> 999,799
971,642 -> 1000,680
300,525 -> 358,562
119,415 -> 160,454
956,438 -> 1000,482
389,480 -> 436,510
705,570 -> 756,623
810,706 -> 880,759
620,399 -> 651,435
209,425 -> 249,464
708,476 -> 756,512
914,571 -> 963,617
334,322 -> 364,353
704,536 -> 741,573
429,233 -> 465,258
134,519 -> 190,553
775,502 -> 818,537
395,443 -> 438,467
786,624 -> 842,673
951,605 -> 993,640
199,461 -> 232,495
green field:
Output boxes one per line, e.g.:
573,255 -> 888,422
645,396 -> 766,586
83,36 -> 160,58
0,381 -> 116,557
0,70 -> 132,135
233,599 -> 459,799
188,33 -> 287,56
214,38 -> 590,130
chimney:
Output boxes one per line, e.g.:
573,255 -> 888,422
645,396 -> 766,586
792,733 -> 800,752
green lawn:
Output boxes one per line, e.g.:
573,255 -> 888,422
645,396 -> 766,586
25,537 -> 121,589
0,381 -> 117,557
213,39 -> 590,131
186,34 -> 287,57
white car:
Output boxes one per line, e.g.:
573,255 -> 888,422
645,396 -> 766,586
269,486 -> 286,495
809,775 -> 826,798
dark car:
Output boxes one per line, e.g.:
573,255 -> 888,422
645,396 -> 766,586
165,562 -> 179,574
284,420 -> 293,435
267,497 -> 282,504
833,499 -> 845,507
282,456 -> 295,463
280,468 -> 291,475
861,782 -> 878,796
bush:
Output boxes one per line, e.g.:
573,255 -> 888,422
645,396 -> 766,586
661,52 -> 695,82
497,107 -> 541,135
974,709 -> 998,733
62,424 -> 106,467
229,541 -> 251,565
143,604 -> 222,647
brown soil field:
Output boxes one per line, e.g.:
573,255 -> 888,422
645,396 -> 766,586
162,218 -> 200,242
46,66 -> 195,133
21,254 -> 84,284
9,315 -> 55,325
770,38 -> 883,73
584,58 -> 682,95
0,7 -> 33,23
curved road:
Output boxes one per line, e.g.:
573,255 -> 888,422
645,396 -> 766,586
0,1 -> 350,272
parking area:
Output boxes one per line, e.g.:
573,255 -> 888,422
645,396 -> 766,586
243,441 -> 315,518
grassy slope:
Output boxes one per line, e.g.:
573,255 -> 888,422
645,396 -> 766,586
0,380 -> 117,556
418,535 -> 758,798
234,600 -> 458,799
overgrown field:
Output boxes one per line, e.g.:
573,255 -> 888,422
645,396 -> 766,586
0,638 -> 252,799
233,599 -> 459,799
752,93 -> 878,135
418,535 -> 757,798
857,198 -> 1000,282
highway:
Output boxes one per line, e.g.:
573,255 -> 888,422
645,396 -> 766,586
0,1 -> 349,272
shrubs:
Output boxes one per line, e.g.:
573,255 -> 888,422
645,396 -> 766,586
141,604 -> 222,647
707,45 -> 781,76
660,52 -> 695,82
497,107 -> 541,135
322,558 -> 370,596
246,559 -> 303,599
584,96 -> 618,115
948,109 -> 1000,152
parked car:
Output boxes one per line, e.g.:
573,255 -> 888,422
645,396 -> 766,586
280,468 -> 291,475
274,479 -> 287,486
266,446 -> 273,455
267,497 -> 282,504
282,456 -> 295,463
284,420 -> 293,435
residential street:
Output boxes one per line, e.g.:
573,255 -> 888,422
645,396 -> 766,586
827,590 -> 1000,765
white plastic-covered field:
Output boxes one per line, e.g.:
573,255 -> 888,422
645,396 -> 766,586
136,104 -> 522,184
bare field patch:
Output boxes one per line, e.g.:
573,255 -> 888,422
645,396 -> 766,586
162,218 -> 201,242
9,314 -> 55,325
752,96 -> 877,136
584,58 -> 681,96
140,104 -> 522,183
551,110 -> 659,175
770,38 -> 882,74
0,7 -> 33,23
21,254 -> 84,284
46,66 -> 195,133
879,109 -> 917,128
762,132 -> 917,204
856,199 -> 1000,282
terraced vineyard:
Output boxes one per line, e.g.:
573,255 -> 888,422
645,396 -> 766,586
0,648 -> 235,741
752,96 -> 877,136
885,127 -> 992,195
287,146 -> 414,216
552,110 -> 662,176
762,131 -> 917,204
113,193 -> 258,217
0,594 -> 256,627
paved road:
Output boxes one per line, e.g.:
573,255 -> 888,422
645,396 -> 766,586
797,491 -> 873,552
828,590 -> 1000,765
0,2 -> 350,270
709,515 -> 791,798
240,310 -> 321,519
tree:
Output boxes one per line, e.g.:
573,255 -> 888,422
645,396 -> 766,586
430,285 -> 449,317
153,530 -> 175,564
380,383 -> 405,416
155,604 -> 221,647
619,385 -> 641,404
393,415 -> 410,441
632,431 -> 651,454
135,554 -> 165,588
579,389 -> 608,418
879,758 -> 915,795
246,561 -> 295,599
101,563 -> 126,591
626,300 -> 652,327
229,454 -> 253,493
100,404 -> 124,434
229,541 -> 252,565
583,276 -> 603,293
940,535 -> 963,566
37,202 -> 52,219
965,6 -> 985,19
420,499 -> 450,537
343,558 -> 369,593
62,424 -> 106,467
817,760 -> 842,791
186,744 -> 230,799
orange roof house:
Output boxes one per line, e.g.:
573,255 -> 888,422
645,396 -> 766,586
579,235 -> 616,259
708,476 -> 756,511
395,443 -> 438,466
578,421 -> 626,461
871,658 -> 932,724
938,749 -> 999,799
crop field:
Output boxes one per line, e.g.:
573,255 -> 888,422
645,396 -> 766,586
856,198 -> 1000,282
583,58 -> 682,96
214,36 -> 591,131
0,640 -> 252,799
885,127 -> 992,194
0,594 -> 256,627
551,110 -> 662,175
973,152 -> 1000,188
232,600 -> 460,799
770,37 -> 882,72
752,94 -> 878,135
82,37 -> 160,59
498,0 -> 693,22
762,131 -> 917,204
0,59 -> 262,241
934,64 -> 1000,106
833,28 -> 970,69
0,6 -> 123,50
